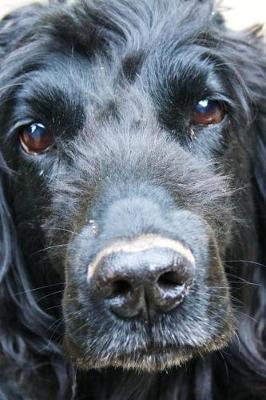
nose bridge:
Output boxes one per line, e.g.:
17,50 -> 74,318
87,118 -> 189,202
94,182 -> 177,243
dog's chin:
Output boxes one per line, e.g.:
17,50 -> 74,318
74,349 -> 194,372
64,335 -> 232,372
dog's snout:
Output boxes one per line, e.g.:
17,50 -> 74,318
88,236 -> 195,319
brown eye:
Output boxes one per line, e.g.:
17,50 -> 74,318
193,99 -> 225,126
19,123 -> 54,155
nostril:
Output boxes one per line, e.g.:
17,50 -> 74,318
89,239 -> 195,319
154,266 -> 192,313
157,270 -> 183,290
110,279 -> 132,297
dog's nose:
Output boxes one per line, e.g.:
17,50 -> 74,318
88,236 -> 195,319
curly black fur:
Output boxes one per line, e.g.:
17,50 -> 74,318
0,1 -> 265,399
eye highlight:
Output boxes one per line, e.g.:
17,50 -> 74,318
19,123 -> 55,155
193,99 -> 225,126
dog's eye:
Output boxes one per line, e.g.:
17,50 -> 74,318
19,123 -> 55,155
193,100 -> 225,126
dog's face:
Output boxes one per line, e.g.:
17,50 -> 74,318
0,0 -> 257,372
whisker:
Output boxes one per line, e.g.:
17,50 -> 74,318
225,260 -> 266,269
31,244 -> 69,256
15,283 -> 65,296
226,273 -> 262,287
37,290 -> 64,303
42,227 -> 80,237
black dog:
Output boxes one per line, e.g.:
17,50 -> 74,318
0,0 -> 265,399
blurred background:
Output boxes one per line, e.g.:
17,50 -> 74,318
0,0 -> 265,30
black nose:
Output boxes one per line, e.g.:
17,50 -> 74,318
88,236 -> 195,320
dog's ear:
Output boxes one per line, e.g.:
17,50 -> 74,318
0,1 -> 53,278
0,155 -> 13,282
235,27 -> 266,227
233,27 -> 266,239
0,110 -> 72,400
0,2 -> 48,303
220,26 -> 266,396
0,6 -> 74,397
219,25 -> 266,225
0,114 -> 72,400
244,29 -> 266,213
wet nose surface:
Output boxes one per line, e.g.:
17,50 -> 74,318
88,236 -> 195,320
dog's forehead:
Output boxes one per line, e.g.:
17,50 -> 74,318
46,0 -> 217,57
34,0 -> 221,94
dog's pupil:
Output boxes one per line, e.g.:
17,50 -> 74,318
196,99 -> 216,114
27,123 -> 46,139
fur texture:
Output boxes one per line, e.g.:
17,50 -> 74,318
0,0 -> 265,399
